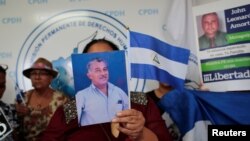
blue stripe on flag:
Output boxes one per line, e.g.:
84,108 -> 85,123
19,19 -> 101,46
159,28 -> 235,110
131,64 -> 184,89
130,31 -> 190,64
159,89 -> 250,139
130,31 -> 190,89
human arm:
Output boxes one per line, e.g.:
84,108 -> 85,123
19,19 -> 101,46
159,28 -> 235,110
15,91 -> 29,116
15,103 -> 30,116
155,82 -> 208,99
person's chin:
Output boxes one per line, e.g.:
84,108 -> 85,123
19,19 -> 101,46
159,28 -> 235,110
100,81 -> 108,85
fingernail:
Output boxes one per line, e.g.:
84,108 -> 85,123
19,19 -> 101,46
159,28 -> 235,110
117,112 -> 122,116
112,118 -> 117,122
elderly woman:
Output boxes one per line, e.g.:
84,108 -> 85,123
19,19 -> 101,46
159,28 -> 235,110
15,57 -> 68,141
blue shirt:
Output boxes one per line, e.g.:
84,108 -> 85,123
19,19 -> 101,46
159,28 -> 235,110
75,82 -> 129,126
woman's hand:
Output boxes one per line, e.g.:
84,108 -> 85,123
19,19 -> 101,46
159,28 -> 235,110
112,109 -> 144,140
198,83 -> 209,91
15,103 -> 30,116
112,109 -> 157,141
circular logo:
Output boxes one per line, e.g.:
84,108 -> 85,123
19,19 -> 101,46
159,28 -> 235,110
16,10 -> 128,97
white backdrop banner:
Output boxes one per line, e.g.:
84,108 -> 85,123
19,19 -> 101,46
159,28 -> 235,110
0,0 -> 174,103
0,0 -> 224,103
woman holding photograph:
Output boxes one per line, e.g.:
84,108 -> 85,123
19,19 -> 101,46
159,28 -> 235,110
40,39 -> 173,141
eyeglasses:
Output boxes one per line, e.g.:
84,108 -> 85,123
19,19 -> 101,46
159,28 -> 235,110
30,71 -> 50,77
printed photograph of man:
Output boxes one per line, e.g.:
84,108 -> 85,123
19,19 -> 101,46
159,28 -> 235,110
72,51 -> 129,126
198,12 -> 228,50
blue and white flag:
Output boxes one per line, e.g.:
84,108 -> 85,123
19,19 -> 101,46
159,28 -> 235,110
164,0 -> 201,89
129,31 -> 190,89
159,89 -> 250,141
14,83 -> 25,105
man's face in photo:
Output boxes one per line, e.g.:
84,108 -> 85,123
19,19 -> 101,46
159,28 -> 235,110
87,60 -> 109,87
202,13 -> 219,38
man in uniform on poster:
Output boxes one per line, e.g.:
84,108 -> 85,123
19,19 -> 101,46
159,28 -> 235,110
199,12 -> 228,50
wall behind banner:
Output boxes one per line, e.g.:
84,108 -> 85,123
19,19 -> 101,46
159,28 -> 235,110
0,0 -> 219,104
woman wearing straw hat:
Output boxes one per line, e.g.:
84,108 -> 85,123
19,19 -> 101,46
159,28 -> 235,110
15,57 -> 68,141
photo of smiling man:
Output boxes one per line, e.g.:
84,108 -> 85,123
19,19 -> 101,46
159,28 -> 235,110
72,51 -> 129,126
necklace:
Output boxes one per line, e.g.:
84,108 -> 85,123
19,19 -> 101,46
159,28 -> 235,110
36,103 -> 42,109
30,89 -> 53,110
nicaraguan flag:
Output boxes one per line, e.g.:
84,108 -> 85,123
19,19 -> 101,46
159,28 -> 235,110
159,89 -> 250,141
129,31 -> 190,89
164,0 -> 201,88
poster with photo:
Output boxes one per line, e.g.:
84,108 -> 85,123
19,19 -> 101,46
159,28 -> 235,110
71,50 -> 130,126
0,108 -> 12,140
193,0 -> 250,91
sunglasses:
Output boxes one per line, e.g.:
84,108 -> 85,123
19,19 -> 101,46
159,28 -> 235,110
30,70 -> 50,77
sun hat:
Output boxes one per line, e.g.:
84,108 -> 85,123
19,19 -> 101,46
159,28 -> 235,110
23,57 -> 58,79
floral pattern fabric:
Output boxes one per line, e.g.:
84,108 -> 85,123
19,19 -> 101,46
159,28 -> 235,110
20,90 -> 67,141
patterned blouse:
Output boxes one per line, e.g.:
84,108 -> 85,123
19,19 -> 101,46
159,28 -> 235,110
20,90 -> 68,141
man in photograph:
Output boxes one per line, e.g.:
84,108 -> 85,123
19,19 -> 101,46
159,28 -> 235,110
76,57 -> 129,126
199,12 -> 228,50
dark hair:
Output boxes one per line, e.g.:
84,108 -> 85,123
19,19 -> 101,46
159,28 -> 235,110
0,65 -> 8,74
82,39 -> 119,53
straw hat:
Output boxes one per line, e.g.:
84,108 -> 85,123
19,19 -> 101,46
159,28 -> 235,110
23,57 -> 58,79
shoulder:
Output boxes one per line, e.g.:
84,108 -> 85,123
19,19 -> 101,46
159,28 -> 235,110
25,89 -> 33,96
23,89 -> 34,102
130,92 -> 148,106
0,100 -> 8,108
53,90 -> 67,97
62,98 -> 78,124
199,35 -> 207,42
108,82 -> 117,89
217,31 -> 227,38
75,86 -> 91,97
53,90 -> 69,102
0,100 -> 12,114
218,30 -> 227,35
109,83 -> 126,93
